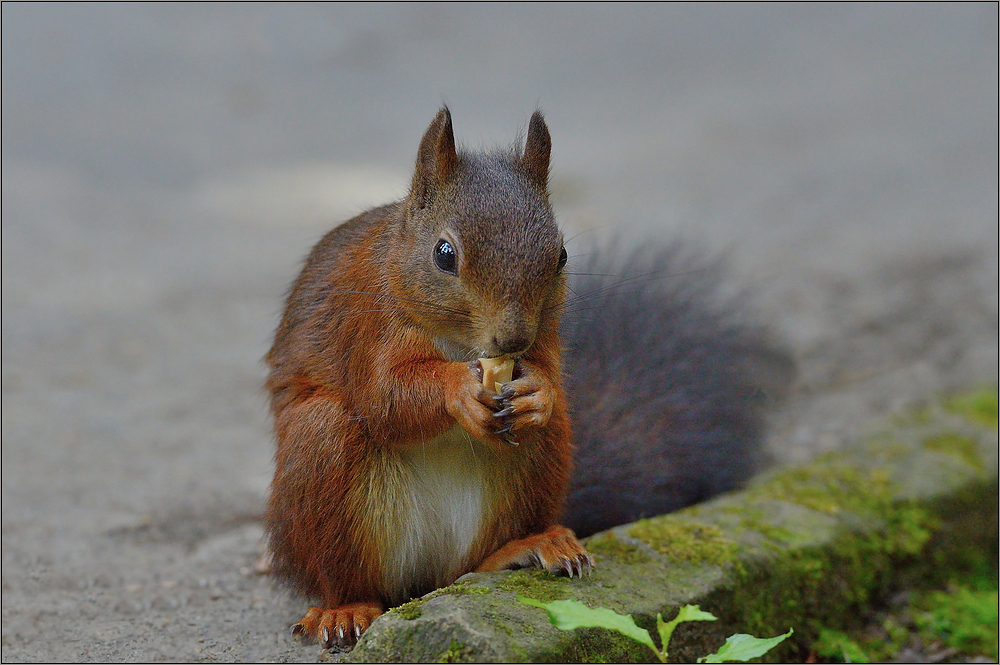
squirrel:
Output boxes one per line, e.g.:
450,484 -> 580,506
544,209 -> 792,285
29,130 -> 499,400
264,107 -> 791,648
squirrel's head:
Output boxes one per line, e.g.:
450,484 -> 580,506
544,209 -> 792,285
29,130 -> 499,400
395,107 -> 566,360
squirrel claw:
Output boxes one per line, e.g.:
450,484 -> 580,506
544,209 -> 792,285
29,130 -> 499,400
475,525 -> 593,578
494,406 -> 515,418
568,556 -> 588,577
290,603 -> 383,648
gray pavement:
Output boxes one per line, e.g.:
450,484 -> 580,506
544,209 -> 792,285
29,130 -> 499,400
2,4 -> 997,662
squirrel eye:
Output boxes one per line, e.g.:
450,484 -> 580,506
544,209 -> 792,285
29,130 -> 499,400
433,239 -> 458,275
557,246 -> 568,273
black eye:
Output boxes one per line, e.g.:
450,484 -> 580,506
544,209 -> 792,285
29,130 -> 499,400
434,239 -> 458,275
557,246 -> 568,273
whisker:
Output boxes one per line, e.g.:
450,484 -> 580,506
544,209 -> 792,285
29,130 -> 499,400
320,288 -> 473,320
563,225 -> 614,244
554,265 -> 713,313
561,229 -> 594,245
324,289 -> 472,319
333,305 -> 470,321
546,273 -> 658,313
346,308 -> 468,321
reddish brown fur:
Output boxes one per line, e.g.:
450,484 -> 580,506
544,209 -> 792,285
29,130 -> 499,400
265,108 -> 587,647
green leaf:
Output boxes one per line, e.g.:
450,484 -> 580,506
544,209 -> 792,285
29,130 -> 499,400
698,628 -> 794,663
657,605 -> 718,657
517,596 -> 659,655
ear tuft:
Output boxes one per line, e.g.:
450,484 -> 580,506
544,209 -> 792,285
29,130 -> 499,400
411,107 -> 459,208
522,111 -> 551,191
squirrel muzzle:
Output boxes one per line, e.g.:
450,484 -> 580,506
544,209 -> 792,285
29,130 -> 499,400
481,304 -> 538,358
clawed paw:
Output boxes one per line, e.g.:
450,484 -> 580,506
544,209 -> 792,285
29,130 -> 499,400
447,360 -> 553,446
446,362 -> 509,443
476,525 -> 594,577
290,602 -> 383,648
490,362 -> 555,439
531,525 -> 594,578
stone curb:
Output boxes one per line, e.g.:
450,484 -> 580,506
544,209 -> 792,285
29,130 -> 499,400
345,392 -> 998,663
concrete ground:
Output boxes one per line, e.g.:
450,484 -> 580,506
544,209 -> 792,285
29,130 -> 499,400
2,4 -> 996,662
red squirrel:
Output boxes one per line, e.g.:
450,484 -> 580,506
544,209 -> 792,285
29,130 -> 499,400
265,108 -> 791,647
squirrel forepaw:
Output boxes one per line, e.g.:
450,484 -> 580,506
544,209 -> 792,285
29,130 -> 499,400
491,368 -> 555,434
475,525 -> 593,577
445,362 -> 510,442
290,602 -> 384,648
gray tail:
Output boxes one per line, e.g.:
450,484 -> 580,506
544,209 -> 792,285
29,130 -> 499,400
560,243 -> 794,537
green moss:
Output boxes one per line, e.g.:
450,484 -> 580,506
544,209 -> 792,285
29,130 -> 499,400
865,436 -> 915,462
388,581 -> 492,621
753,462 -> 893,515
810,565 -> 998,664
713,458 -> 940,647
914,584 -> 999,661
920,481 -> 998,584
584,532 -> 650,565
813,618 -> 909,664
439,585 -> 491,597
494,621 -> 514,637
481,607 -> 534,638
390,597 -> 425,620
923,432 -> 984,472
944,388 -> 999,430
648,409 -> 974,654
571,628 -> 650,664
752,461 -> 938,556
495,569 -> 567,603
725,544 -> 847,640
437,639 -> 474,663
627,517 -> 737,566
883,502 -> 939,556
813,628 -> 871,663
716,505 -> 799,548
877,617 -> 912,659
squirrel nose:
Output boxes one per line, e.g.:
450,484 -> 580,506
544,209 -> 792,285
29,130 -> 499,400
493,334 -> 531,356
492,307 -> 535,356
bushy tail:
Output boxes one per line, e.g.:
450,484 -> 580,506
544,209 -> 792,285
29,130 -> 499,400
560,244 -> 794,537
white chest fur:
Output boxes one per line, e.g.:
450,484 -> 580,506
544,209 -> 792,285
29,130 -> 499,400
373,425 -> 493,605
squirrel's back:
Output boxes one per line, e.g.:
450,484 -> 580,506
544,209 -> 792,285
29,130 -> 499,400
561,245 -> 793,537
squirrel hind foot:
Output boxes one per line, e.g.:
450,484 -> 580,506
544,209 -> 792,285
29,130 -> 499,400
290,602 -> 384,648
475,525 -> 593,577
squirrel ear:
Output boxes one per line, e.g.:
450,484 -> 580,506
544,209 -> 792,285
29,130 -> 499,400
521,111 -> 551,190
411,107 -> 459,208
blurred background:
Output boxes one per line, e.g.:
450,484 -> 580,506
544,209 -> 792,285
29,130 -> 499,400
2,4 -> 997,661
